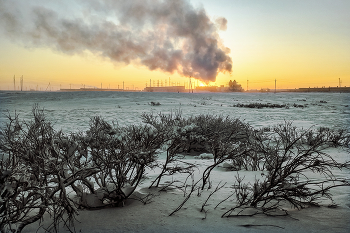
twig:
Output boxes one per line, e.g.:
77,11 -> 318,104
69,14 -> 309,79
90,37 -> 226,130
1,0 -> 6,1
169,176 -> 202,216
201,181 -> 226,212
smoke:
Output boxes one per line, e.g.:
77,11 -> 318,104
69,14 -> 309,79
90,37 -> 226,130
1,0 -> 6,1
0,0 -> 232,82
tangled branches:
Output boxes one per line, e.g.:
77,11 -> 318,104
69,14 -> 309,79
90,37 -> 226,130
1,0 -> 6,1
1,107 -> 349,232
0,107 -> 161,232
221,122 -> 350,217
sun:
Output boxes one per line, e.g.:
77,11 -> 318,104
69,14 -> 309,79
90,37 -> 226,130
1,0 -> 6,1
198,82 -> 207,87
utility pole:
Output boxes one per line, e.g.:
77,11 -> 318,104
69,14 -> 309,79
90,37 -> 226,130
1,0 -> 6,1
339,78 -> 341,88
20,75 -> 23,91
275,79 -> 276,93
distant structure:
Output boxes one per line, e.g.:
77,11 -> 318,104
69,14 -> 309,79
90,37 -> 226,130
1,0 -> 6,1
195,86 -> 219,92
144,86 -> 185,92
60,88 -> 129,92
148,80 -> 242,93
298,86 -> 350,93
55,78 -> 349,93
245,86 -> 350,93
194,80 -> 243,93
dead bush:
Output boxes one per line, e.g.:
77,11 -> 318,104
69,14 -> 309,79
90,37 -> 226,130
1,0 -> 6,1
222,122 -> 350,217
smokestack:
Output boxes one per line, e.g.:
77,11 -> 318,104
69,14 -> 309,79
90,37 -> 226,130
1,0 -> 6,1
0,0 -> 232,83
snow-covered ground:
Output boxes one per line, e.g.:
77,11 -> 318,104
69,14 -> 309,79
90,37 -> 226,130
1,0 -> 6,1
20,154 -> 350,233
1,91 -> 349,232
1,91 -> 349,130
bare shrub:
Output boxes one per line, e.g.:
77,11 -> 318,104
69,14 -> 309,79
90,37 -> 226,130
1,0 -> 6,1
1,106 -> 349,231
222,122 -> 350,217
0,106 -> 94,232
141,112 -> 197,188
187,115 -> 259,189
233,103 -> 287,109
142,112 -> 265,190
0,108 -> 163,232
76,116 -> 164,208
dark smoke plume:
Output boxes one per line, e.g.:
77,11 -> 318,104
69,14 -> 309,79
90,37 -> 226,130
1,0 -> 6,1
0,0 -> 232,82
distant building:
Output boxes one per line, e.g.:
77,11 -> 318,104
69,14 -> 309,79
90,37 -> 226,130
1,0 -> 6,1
195,86 -> 219,92
144,86 -> 186,92
60,88 -> 126,92
260,88 -> 270,92
297,86 -> 350,93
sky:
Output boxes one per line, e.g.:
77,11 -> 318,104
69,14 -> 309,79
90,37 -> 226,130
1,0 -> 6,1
0,0 -> 349,91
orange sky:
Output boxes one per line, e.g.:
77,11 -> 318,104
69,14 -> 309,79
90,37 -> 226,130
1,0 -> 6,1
0,0 -> 349,91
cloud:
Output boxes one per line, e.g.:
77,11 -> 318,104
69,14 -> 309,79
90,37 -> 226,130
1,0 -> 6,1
0,0 -> 232,82
215,17 -> 228,31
